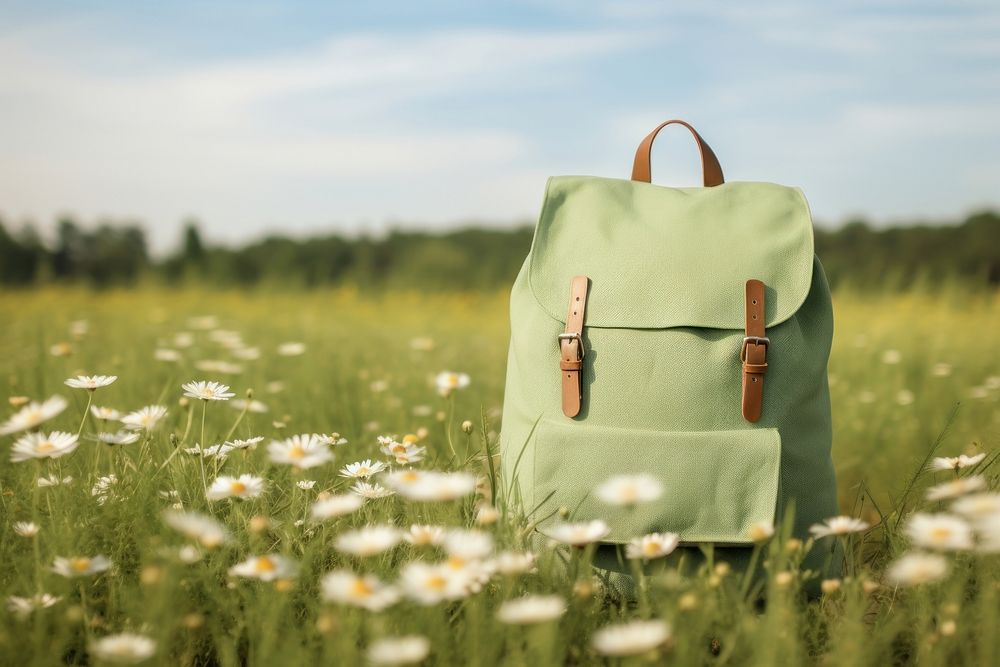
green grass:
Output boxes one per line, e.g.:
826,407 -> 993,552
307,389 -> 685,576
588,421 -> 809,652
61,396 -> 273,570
0,286 -> 997,665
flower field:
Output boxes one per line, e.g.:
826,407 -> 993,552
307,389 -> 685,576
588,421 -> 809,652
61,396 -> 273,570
0,286 -> 998,665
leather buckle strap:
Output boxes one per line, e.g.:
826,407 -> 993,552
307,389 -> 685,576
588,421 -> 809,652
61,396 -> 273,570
560,276 -> 589,417
742,280 -> 768,422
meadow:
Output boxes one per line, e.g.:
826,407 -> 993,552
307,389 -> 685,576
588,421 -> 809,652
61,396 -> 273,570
0,286 -> 997,666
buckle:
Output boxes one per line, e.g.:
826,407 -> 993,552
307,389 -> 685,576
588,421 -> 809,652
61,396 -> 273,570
557,332 -> 585,359
740,336 -> 770,362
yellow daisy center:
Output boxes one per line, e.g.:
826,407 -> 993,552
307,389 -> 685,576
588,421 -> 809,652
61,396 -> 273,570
288,446 -> 306,459
230,482 -> 247,494
351,579 -> 373,597
70,558 -> 92,573
36,441 -> 55,454
929,527 -> 952,542
425,575 -> 447,591
254,557 -> 276,573
643,541 -> 661,556
399,471 -> 419,482
447,556 -> 466,570
402,434 -> 419,444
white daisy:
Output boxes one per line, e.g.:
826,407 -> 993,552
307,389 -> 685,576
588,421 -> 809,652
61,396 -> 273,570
96,431 -> 141,445
206,474 -> 265,501
310,494 -> 365,521
154,348 -> 182,362
64,375 -> 117,391
163,510 -> 231,548
592,620 -> 671,657
351,482 -> 395,499
232,347 -> 260,360
379,439 -> 426,465
91,475 -> 118,505
334,526 -> 401,557
227,436 -> 264,450
497,595 -> 566,625
930,453 -> 987,471
10,431 -> 79,462
951,493 -> 1000,519
52,555 -> 112,578
339,459 -> 388,479
595,474 -> 663,506
13,521 -> 39,537
38,474 -> 73,488
386,470 -> 478,502
366,636 -> 431,666
5,593 -> 62,618
89,633 -> 156,663
315,433 -> 349,446
120,405 -> 168,431
321,570 -> 399,611
296,480 -> 316,490
494,551 -> 536,576
185,443 -> 231,459
809,516 -> 870,538
404,525 -> 446,547
905,513 -> 974,551
625,532 -> 680,560
0,396 -> 68,435
228,555 -> 297,581
476,505 -> 501,526
230,399 -> 268,414
886,552 -> 949,586
748,521 -> 776,543
435,371 -> 470,396
927,476 -> 987,501
90,406 -> 122,421
545,520 -> 611,546
267,434 -> 333,469
399,561 -> 471,605
181,380 -> 235,401
444,530 -> 494,561
975,515 -> 1000,553
277,342 -> 306,356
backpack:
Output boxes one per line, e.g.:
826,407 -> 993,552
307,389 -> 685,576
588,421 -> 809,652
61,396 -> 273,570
500,119 -> 839,578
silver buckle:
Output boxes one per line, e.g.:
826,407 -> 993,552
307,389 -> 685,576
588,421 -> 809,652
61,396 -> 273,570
740,336 -> 770,362
557,332 -> 585,359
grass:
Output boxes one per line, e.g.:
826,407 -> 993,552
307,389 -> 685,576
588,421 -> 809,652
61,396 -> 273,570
0,286 -> 997,666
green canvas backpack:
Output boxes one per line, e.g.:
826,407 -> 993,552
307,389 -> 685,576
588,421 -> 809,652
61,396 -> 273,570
500,119 -> 839,577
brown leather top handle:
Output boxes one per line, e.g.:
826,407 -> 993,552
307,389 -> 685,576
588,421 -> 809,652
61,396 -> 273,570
631,119 -> 725,187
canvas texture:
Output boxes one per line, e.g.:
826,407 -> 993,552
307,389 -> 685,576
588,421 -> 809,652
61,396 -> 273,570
500,175 -> 839,575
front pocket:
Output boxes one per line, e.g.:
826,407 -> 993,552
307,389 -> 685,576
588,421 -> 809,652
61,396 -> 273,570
533,422 -> 781,544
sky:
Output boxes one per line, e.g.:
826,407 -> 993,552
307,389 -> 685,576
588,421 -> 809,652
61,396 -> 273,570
1,0 -> 998,252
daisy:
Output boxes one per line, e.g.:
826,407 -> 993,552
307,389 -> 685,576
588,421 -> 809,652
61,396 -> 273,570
435,371 -> 470,396
6,593 -> 62,618
296,480 -> 316,490
951,493 -> 1000,519
927,476 -> 987,501
315,433 -> 349,446
494,551 -> 536,575
976,515 -> 1000,553
379,439 -> 427,465
91,475 -> 118,505
626,532 -> 680,560
310,494 -> 365,521
366,636 -> 431,666
886,552 -> 949,586
120,405 -> 168,431
0,396 -> 68,435
545,520 -> 611,546
154,348 -> 182,362
749,521 -> 776,543
64,375 -> 117,391
334,526 -> 401,557
14,521 -> 39,537
89,633 -> 156,663
595,474 -> 663,506
206,475 -> 265,501
351,482 -> 395,499
163,511 -> 231,548
38,474 -> 73,488
185,443 -> 231,459
809,516 -> 870,539
404,525 -> 446,547
930,453 -> 987,471
52,555 -> 112,578
387,470 -> 478,502
230,399 -> 268,414
10,431 -> 79,462
496,595 -> 566,625
905,513 -> 974,551
592,620 -> 671,657
96,431 -> 141,446
476,505 -> 500,526
277,342 -> 306,356
182,380 -> 235,401
228,555 -> 297,581
321,570 -> 399,611
267,434 -> 333,469
90,406 -> 122,421
339,459 -> 388,479
444,530 -> 494,562
233,347 -> 260,360
399,561 -> 471,605
227,436 -> 264,450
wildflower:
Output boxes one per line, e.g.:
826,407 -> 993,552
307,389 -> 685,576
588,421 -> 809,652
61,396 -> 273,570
444,530 -> 494,562
91,475 -> 118,505
310,494 -> 365,521
339,459 -> 388,479
5,593 -> 61,618
230,399 -> 268,414
749,521 -> 775,543
545,520 -> 610,546
96,431 -> 141,445
321,570 -> 399,611
53,555 -> 112,578
774,571 -> 794,587
13,521 -> 39,537
90,406 -> 122,421
592,620 -> 671,657
596,474 -> 663,506
952,493 -> 1000,519
0,396 -> 68,435
49,342 -> 72,357
678,592 -> 699,611
277,342 -> 306,356
926,476 -> 987,501
334,526 -> 401,557
497,595 -> 565,624
366,636 -> 431,665
163,511 -> 231,548
476,505 -> 500,526
296,480 -> 316,490
38,474 -> 73,488
896,390 -> 915,406
625,532 -> 680,560
154,348 -> 182,362
404,525 -> 446,547
399,561 -> 471,605
206,475 -> 265,501
120,405 -> 168,431
64,375 -> 117,391
268,434 -> 333,469
930,453 -> 987,471
435,371 -> 470,396
316,432 -> 349,446
228,555 -> 297,581
494,551 -> 536,575
351,482 -> 394,499
182,380 -> 235,401
905,513 -> 973,551
386,470 -> 478,501
821,579 -> 842,594
195,360 -> 244,375
10,431 -> 79,462
809,516 -> 870,538
89,633 -> 156,663
886,552 -> 949,586
881,349 -> 901,364
227,436 -> 264,450
379,439 -> 426,465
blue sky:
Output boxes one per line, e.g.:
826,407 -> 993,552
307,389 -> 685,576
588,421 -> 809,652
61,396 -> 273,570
1,1 -> 998,251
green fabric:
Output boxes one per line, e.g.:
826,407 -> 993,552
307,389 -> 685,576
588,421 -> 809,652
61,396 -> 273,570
501,175 -> 839,576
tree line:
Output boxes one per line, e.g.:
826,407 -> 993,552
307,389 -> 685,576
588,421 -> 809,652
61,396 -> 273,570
1,211 -> 998,290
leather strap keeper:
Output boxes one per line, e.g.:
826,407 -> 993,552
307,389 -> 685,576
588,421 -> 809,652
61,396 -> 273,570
560,276 -> 589,417
742,280 -> 768,422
